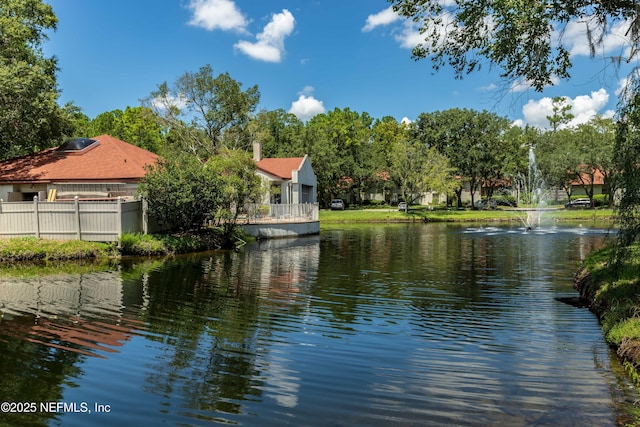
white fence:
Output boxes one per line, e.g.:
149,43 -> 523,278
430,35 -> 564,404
243,203 -> 319,223
0,197 -> 148,242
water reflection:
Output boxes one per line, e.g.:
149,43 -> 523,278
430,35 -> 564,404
0,225 -> 637,426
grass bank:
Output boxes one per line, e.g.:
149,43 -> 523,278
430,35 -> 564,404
575,245 -> 640,387
319,206 -> 615,224
0,228 -> 249,263
0,237 -> 114,262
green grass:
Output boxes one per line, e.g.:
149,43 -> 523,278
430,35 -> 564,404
0,237 -> 113,262
579,244 -> 640,346
118,228 -> 249,256
320,206 -> 616,224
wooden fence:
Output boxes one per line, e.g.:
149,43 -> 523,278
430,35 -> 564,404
0,197 -> 148,242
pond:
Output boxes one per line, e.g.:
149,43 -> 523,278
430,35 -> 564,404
0,223 -> 637,426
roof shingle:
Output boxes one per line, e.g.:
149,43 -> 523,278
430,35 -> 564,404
256,157 -> 305,180
0,135 -> 160,183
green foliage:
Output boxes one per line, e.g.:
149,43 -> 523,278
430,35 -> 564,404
250,109 -> 305,158
413,108 -> 512,207
88,106 -> 165,153
614,75 -> 640,254
145,64 -> 260,158
304,108 -> 374,205
137,154 -> 223,232
389,0 -> 638,92
0,0 -> 67,159
390,131 -> 457,204
579,244 -> 640,344
547,96 -> 574,131
492,195 -> 517,207
205,148 -> 264,235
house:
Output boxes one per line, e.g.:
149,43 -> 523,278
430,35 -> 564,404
0,135 -> 160,202
253,142 -> 317,204
570,167 -> 607,197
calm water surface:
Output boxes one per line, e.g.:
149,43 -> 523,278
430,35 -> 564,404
0,223 -> 637,426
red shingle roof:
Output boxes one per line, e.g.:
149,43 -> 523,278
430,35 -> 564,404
0,135 -> 160,183
256,157 -> 305,180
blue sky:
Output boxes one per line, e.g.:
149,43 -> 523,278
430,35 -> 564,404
44,0 -> 638,129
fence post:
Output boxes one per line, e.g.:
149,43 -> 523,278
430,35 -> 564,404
117,197 -> 123,240
33,195 -> 40,238
142,198 -> 148,235
75,196 -> 81,240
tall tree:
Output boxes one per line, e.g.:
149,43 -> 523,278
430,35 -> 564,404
248,109 -> 305,158
571,117 -> 616,206
370,117 -> 406,203
613,81 -> 640,250
547,96 -> 575,131
303,108 -> 373,206
0,0 -> 64,159
144,65 -> 260,159
390,129 -> 457,205
413,108 -> 511,207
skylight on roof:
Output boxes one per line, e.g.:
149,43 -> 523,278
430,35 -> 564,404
56,138 -> 99,153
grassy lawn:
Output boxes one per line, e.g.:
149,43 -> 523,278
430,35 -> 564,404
320,206 -> 616,224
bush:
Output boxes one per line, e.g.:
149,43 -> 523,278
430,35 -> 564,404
137,155 -> 224,232
119,233 -> 167,256
493,195 -> 517,207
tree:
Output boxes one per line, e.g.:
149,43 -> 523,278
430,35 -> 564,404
0,0 -> 65,159
144,65 -> 260,159
303,108 -> 373,206
58,102 -> 91,138
248,109 -> 305,158
613,83 -> 640,250
413,108 -> 511,208
571,117 -> 616,206
389,0 -> 639,92
547,96 -> 575,131
205,148 -> 264,237
536,129 -> 578,201
390,130 -> 457,205
371,117 -> 407,203
137,154 -> 223,233
90,110 -> 124,138
88,107 -> 166,153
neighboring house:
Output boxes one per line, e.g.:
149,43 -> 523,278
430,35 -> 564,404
570,168 -> 606,197
253,142 -> 317,204
0,135 -> 159,202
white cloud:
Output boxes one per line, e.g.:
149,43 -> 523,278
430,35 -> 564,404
560,18 -> 635,59
234,9 -> 295,62
187,0 -> 248,32
510,76 -> 560,93
394,21 -> 424,49
289,87 -> 325,121
520,89 -> 611,129
362,7 -> 401,32
151,94 -> 189,111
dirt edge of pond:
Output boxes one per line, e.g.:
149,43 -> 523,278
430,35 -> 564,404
573,268 -> 640,372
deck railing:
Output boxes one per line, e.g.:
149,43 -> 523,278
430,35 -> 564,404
243,203 -> 319,224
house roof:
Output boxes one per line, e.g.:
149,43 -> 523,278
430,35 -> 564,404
256,157 -> 305,180
570,167 -> 605,186
0,134 -> 160,183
